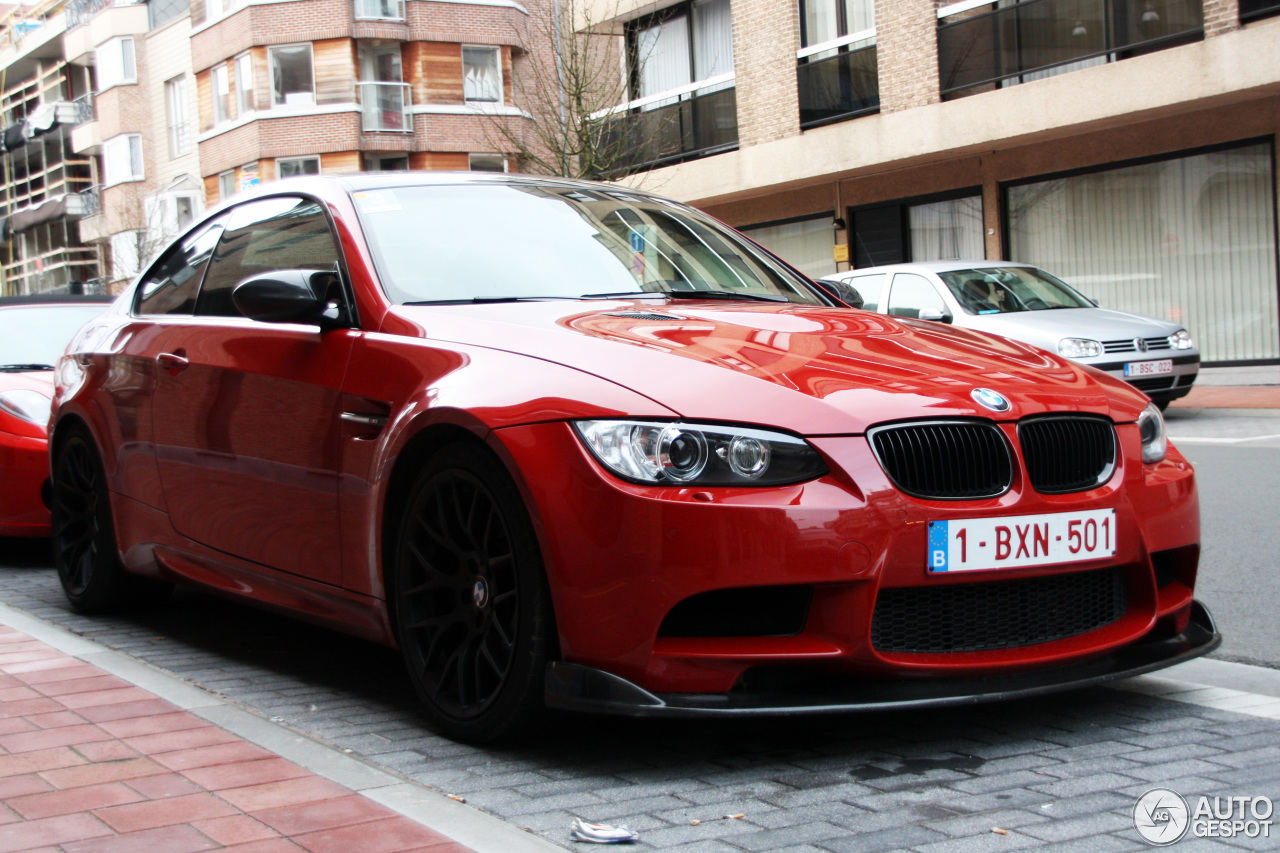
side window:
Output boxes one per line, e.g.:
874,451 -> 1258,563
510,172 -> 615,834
886,273 -> 946,319
195,196 -> 341,318
135,220 -> 224,315
845,273 -> 885,311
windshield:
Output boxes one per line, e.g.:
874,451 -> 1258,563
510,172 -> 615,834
0,304 -> 107,369
352,183 -> 824,306
939,266 -> 1093,315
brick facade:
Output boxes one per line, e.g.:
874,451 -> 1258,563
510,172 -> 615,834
732,0 -> 801,146
874,0 -> 940,113
1204,0 -> 1241,36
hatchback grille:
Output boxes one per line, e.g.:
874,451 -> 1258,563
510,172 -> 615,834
871,568 -> 1128,653
1102,337 -> 1173,353
1018,416 -> 1116,494
868,422 -> 1013,500
1127,376 -> 1176,393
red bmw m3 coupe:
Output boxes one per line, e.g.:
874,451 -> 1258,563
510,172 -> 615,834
49,174 -> 1218,741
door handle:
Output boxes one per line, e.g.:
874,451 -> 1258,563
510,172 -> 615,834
156,352 -> 189,372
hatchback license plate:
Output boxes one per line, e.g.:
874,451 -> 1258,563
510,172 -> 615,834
928,509 -> 1117,573
1124,359 -> 1172,377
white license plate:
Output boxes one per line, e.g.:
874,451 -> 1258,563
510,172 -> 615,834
1124,359 -> 1172,377
927,509 -> 1117,573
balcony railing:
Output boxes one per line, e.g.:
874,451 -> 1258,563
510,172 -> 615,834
359,82 -> 412,132
798,43 -> 879,129
71,94 -> 94,126
599,81 -> 738,176
938,0 -> 1203,99
65,0 -> 142,30
1240,0 -> 1280,22
354,0 -> 405,20
78,185 -> 101,217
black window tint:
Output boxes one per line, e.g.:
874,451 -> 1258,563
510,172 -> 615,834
196,196 -> 340,318
135,221 -> 223,315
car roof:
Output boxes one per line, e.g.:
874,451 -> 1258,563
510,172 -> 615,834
831,260 -> 1038,278
267,171 -> 675,202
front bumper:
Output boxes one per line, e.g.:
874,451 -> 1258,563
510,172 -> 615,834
1091,353 -> 1199,402
545,600 -> 1221,717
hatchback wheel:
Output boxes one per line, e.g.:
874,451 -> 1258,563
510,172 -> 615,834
393,443 -> 555,742
52,428 -> 171,613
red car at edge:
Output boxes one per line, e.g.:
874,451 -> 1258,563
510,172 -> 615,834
49,174 -> 1219,742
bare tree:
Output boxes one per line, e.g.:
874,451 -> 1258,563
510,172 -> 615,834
488,0 -> 663,181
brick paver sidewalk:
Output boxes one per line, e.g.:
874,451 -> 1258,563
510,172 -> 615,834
0,624 -> 472,853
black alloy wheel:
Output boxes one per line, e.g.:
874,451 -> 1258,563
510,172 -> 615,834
51,428 -> 171,613
394,443 -> 554,743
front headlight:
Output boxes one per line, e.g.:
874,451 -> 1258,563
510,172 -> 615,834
0,389 -> 52,427
573,420 -> 828,486
1169,329 -> 1194,350
1137,402 -> 1167,464
1058,338 -> 1103,359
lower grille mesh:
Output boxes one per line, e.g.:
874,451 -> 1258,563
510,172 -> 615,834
871,568 -> 1128,653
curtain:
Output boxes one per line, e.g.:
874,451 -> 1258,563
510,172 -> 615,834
637,16 -> 691,99
803,0 -> 838,46
909,196 -> 984,262
845,0 -> 873,33
692,0 -> 734,81
743,217 -> 836,280
1007,143 -> 1278,362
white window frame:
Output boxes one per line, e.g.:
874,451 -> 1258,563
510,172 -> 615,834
165,75 -> 191,158
462,45 -> 502,105
269,43 -> 316,108
276,155 -> 320,178
102,134 -> 144,186
95,37 -> 137,92
218,169 -> 236,200
468,153 -> 507,172
234,52 -> 254,116
211,64 -> 230,126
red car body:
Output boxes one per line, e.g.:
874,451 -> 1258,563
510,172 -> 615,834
50,175 -> 1218,741
0,297 -> 112,537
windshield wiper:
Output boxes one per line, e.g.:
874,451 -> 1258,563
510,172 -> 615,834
581,289 -> 790,304
0,363 -> 56,372
403,296 -> 582,305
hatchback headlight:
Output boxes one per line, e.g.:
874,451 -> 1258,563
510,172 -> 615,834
573,420 -> 827,486
1137,402 -> 1167,464
0,389 -> 52,427
1058,338 -> 1103,358
1169,329 -> 1194,350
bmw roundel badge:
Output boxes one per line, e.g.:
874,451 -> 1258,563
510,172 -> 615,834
971,388 -> 1011,413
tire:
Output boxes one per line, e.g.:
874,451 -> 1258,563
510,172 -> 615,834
392,443 -> 555,743
51,428 -> 172,614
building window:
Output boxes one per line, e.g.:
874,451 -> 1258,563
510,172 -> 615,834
462,46 -> 501,103
364,154 -> 409,170
96,37 -> 136,91
165,76 -> 190,157
800,0 -> 872,49
629,0 -> 734,101
146,192 -> 201,244
235,53 -> 254,115
218,169 -> 236,200
468,154 -> 507,172
277,156 -> 320,178
212,64 -> 230,125
102,134 -> 144,185
848,191 -> 982,268
270,44 -> 315,107
741,215 -> 836,280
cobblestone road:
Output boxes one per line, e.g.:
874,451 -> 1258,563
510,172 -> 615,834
2,538 -> 1278,853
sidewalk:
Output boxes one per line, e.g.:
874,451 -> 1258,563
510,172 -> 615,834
0,607 -> 560,853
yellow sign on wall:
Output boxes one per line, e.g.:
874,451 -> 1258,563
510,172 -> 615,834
833,244 -> 849,263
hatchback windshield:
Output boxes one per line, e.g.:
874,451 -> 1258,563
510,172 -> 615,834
938,266 -> 1092,315
0,304 -> 107,369
352,183 -> 824,306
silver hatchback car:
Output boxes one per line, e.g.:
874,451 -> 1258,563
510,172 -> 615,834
820,261 -> 1199,409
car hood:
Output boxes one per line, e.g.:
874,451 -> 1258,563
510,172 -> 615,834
959,306 -> 1183,347
388,300 -> 1149,434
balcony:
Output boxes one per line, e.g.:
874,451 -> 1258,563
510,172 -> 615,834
64,0 -> 142,30
71,93 -> 94,126
798,43 -> 879,129
354,0 -> 405,20
359,82 -> 411,132
1240,0 -> 1280,21
79,185 -> 101,217
600,78 -> 738,176
938,0 -> 1203,99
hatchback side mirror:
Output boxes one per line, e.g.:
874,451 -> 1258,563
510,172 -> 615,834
813,279 -> 864,309
918,307 -> 953,324
232,269 -> 344,327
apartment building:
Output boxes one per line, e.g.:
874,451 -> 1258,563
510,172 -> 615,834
190,0 -> 538,203
599,0 -> 1280,367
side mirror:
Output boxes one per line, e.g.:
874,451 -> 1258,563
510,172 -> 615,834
1087,296 -> 1100,307
232,269 -> 343,326
813,279 -> 864,309
918,307 -> 953,324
